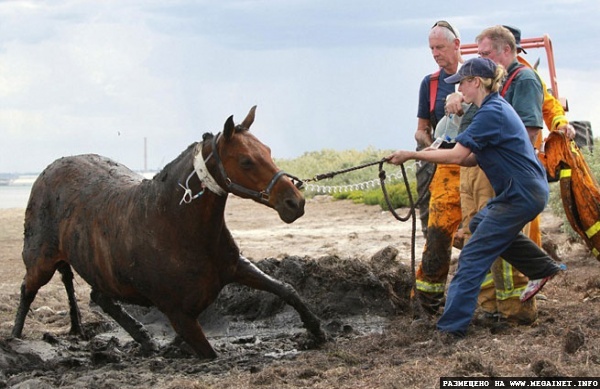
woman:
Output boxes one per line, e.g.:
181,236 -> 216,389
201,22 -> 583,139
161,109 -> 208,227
387,57 -> 563,337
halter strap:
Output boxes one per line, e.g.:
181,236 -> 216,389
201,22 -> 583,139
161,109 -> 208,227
193,135 -> 227,196
209,133 -> 285,205
179,131 -> 296,206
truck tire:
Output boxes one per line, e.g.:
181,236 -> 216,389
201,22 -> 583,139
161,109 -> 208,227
571,121 -> 593,152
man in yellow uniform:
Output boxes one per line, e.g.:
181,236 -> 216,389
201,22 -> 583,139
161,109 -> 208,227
412,21 -> 465,314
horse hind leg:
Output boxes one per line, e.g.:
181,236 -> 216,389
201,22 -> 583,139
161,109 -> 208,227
57,263 -> 83,336
12,282 -> 38,338
12,255 -> 60,338
90,289 -> 159,355
233,256 -> 326,344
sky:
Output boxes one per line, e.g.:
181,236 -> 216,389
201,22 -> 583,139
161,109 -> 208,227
1,0 -> 599,174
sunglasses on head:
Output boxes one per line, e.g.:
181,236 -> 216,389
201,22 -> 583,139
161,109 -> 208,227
432,20 -> 457,38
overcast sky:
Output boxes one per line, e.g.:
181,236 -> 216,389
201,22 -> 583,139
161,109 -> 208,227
1,0 -> 598,173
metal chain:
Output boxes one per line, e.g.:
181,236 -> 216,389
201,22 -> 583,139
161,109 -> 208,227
303,174 -> 393,193
302,165 -> 414,194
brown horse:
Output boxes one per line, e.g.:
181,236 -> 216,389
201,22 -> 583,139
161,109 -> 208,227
12,106 -> 325,359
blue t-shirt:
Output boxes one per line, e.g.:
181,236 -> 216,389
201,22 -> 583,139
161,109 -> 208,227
417,68 -> 456,128
456,92 -> 548,199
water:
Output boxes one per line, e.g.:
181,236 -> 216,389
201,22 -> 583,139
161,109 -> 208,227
0,185 -> 32,209
0,171 -> 156,210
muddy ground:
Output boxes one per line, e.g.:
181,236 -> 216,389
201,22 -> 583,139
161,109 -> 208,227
0,195 -> 599,388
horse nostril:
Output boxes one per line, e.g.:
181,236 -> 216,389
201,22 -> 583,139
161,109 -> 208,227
285,198 -> 299,211
285,197 -> 305,213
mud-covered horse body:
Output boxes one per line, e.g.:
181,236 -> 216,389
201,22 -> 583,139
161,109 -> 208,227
12,106 -> 325,359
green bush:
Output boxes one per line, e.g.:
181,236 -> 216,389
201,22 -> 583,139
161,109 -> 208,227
361,189 -> 381,206
333,182 -> 417,211
333,190 -> 364,203
377,182 -> 418,210
331,182 -> 417,210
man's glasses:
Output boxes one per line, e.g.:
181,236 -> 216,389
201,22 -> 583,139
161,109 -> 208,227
432,20 -> 458,38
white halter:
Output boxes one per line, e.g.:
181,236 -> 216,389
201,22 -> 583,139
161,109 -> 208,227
178,140 -> 227,205
179,131 -> 294,205
193,146 -> 226,196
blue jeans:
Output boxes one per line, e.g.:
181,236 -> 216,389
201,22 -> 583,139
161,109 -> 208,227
437,178 -> 561,335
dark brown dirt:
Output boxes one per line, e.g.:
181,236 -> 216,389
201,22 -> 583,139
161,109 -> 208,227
0,195 -> 599,388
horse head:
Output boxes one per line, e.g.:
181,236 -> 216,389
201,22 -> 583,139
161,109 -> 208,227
207,106 -> 305,223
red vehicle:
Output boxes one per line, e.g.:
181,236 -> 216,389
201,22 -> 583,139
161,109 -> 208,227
461,35 -> 593,148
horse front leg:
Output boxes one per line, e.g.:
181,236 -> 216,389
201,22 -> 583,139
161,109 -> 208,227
165,312 -> 217,360
90,289 -> 159,355
233,256 -> 326,344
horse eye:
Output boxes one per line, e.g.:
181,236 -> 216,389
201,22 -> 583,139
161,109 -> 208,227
240,157 -> 254,170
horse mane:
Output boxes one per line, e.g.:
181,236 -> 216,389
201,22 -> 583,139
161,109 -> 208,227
153,141 -> 199,183
152,128 -> 246,184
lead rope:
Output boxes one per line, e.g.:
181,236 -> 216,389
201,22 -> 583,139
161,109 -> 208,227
377,161 -> 425,316
178,149 -> 216,205
304,159 -> 426,317
178,170 -> 205,205
302,159 -> 388,183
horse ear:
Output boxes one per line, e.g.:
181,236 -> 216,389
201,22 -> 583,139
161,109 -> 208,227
241,105 -> 257,130
223,115 -> 235,140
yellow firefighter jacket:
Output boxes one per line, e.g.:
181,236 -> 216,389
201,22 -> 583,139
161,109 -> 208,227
539,131 -> 600,260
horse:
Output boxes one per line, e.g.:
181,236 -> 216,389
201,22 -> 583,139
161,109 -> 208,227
12,106 -> 326,359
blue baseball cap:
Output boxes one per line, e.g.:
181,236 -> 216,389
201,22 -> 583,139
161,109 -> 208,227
445,57 -> 497,84
503,25 -> 527,54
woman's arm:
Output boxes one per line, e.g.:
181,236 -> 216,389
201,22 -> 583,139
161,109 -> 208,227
387,142 -> 475,166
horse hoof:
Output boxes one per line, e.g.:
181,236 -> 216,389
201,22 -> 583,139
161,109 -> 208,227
139,341 -> 160,356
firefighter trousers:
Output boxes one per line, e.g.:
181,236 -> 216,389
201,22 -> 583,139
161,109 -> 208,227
437,177 -> 562,335
416,160 -> 435,237
414,164 -> 461,313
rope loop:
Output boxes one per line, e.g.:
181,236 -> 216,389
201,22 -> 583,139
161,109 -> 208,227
300,157 -> 434,317
178,170 -> 205,205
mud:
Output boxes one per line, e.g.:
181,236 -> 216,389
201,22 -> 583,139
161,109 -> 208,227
1,250 -> 412,388
0,195 -> 599,388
